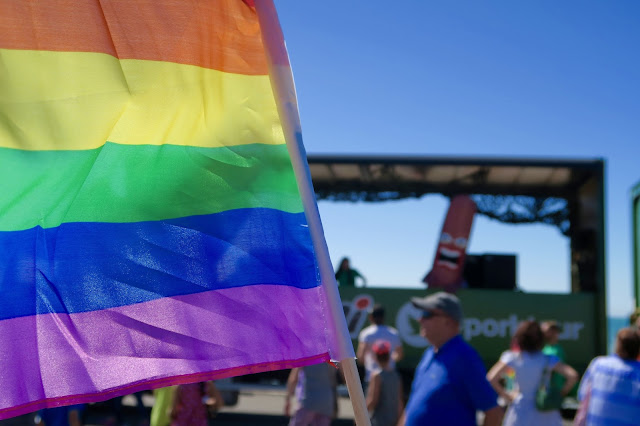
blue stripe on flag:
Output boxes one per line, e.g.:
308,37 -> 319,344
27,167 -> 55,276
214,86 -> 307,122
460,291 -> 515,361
0,208 -> 318,320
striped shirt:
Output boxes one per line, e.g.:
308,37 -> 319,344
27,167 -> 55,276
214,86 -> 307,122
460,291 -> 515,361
578,355 -> 640,426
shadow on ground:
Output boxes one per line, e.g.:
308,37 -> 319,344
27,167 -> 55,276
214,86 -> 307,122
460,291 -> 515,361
1,406 -> 354,426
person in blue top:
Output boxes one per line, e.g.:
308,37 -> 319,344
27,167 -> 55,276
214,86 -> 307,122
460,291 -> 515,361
399,292 -> 502,426
576,327 -> 640,425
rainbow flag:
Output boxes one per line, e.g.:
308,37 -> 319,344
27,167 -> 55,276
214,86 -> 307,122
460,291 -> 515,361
0,0 -> 349,419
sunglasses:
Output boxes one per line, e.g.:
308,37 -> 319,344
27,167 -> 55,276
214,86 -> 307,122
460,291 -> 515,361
420,310 -> 444,320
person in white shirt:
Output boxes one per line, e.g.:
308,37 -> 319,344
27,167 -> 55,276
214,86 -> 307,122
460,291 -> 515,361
357,304 -> 403,390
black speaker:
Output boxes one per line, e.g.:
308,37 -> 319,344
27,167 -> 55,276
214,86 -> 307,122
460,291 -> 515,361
464,253 -> 517,290
463,254 -> 484,288
482,253 -> 516,290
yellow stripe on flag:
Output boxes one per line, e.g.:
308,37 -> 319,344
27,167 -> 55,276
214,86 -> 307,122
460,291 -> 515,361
0,49 -> 284,151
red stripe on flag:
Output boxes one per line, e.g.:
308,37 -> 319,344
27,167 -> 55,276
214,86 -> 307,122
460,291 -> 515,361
0,0 -> 268,75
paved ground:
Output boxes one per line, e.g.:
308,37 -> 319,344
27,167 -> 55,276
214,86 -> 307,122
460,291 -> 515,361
0,390 -> 356,426
0,389 -> 576,425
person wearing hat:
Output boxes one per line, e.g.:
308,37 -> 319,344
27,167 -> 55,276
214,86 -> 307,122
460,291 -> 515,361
366,340 -> 403,426
357,304 -> 403,392
399,292 -> 502,426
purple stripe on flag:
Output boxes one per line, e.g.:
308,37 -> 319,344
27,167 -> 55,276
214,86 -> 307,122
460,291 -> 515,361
0,284 -> 333,419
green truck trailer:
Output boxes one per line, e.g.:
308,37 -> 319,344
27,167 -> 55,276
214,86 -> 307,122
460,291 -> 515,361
339,287 -> 595,377
231,155 -> 607,411
308,154 -> 608,375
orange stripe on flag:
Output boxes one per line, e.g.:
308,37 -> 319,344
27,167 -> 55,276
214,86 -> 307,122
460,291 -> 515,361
0,0 -> 268,75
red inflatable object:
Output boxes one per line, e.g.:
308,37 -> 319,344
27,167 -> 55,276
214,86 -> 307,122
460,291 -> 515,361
423,195 -> 476,292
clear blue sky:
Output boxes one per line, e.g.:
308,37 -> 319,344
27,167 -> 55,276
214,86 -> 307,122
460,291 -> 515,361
276,1 -> 640,317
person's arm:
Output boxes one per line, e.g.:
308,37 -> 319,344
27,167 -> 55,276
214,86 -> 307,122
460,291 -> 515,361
284,368 -> 299,416
396,410 -> 406,426
552,361 -> 579,396
462,350 -> 503,423
392,344 -> 404,363
356,340 -> 369,365
486,361 -> 515,404
366,372 -> 381,411
356,270 -> 367,286
577,358 -> 596,401
350,268 -> 365,286
206,381 -> 224,411
482,405 -> 504,426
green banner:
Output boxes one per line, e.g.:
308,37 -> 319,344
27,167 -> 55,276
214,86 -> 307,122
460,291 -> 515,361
339,287 -> 596,373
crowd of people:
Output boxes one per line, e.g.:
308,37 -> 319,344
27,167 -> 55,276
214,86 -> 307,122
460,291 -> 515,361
31,274 -> 640,426
333,255 -> 640,426
397,293 -> 640,426
348,290 -> 639,426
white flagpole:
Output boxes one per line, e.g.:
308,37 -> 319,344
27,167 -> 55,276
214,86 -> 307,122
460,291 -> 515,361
253,2 -> 370,425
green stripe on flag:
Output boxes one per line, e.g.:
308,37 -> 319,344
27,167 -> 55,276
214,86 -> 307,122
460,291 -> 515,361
0,142 -> 303,231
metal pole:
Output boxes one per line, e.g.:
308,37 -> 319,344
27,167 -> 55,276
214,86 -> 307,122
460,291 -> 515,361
633,182 -> 640,307
253,2 -> 370,425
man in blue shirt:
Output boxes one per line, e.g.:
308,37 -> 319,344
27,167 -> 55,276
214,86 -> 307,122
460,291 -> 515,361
577,327 -> 640,425
399,292 -> 502,426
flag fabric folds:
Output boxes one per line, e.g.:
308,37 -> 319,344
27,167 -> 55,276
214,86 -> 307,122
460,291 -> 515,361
0,0 -> 347,419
